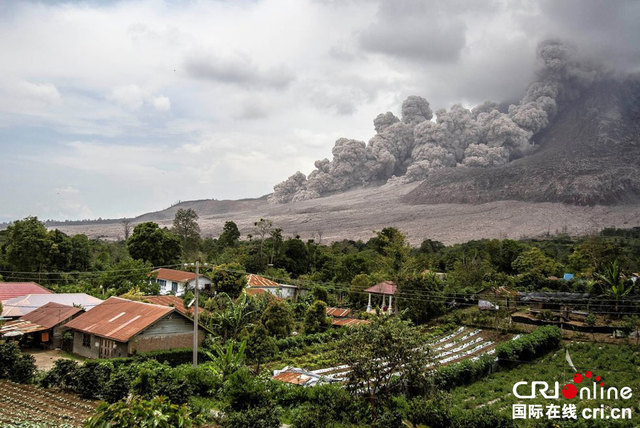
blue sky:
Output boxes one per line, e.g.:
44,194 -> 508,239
1,0 -> 638,222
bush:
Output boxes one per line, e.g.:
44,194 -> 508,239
75,361 -> 113,399
495,325 -> 562,364
40,359 -> 79,390
85,395 -> 203,428
223,406 -> 280,428
0,342 -> 36,383
103,367 -> 133,403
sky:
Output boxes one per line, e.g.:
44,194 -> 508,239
1,0 -> 639,222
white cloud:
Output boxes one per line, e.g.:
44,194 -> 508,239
108,84 -> 145,110
152,96 -> 171,111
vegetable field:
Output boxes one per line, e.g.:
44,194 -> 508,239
0,380 -> 98,427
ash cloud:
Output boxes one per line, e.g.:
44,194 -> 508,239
270,40 -> 608,203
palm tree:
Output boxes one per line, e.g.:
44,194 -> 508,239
203,340 -> 246,382
597,260 -> 633,317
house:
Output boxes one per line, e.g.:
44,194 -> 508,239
0,302 -> 83,349
150,268 -> 212,297
325,306 -> 370,328
0,282 -> 53,302
64,297 -> 207,359
1,293 -> 103,319
246,274 -> 298,300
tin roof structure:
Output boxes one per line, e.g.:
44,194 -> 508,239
331,318 -> 370,327
0,282 -> 53,302
325,307 -> 351,318
141,295 -> 190,315
20,302 -> 83,329
1,293 -> 103,318
151,268 -> 205,283
364,281 -> 397,295
64,296 -> 176,342
246,273 -> 280,288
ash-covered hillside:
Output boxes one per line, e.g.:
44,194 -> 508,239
271,40 -> 640,206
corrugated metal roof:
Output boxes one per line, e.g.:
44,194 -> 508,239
364,281 -> 397,295
64,296 -> 175,342
20,302 -> 83,329
332,318 -> 370,327
151,268 -> 197,283
0,319 -> 47,336
141,295 -> 189,315
246,274 -> 280,288
1,293 -> 103,318
326,307 -> 351,318
0,282 -> 53,302
273,371 -> 312,385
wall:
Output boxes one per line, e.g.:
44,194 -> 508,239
128,313 -> 205,354
71,331 -> 128,358
157,277 -> 212,297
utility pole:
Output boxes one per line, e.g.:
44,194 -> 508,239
193,260 -> 199,368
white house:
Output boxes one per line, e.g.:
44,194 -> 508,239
246,274 -> 298,300
150,268 -> 212,297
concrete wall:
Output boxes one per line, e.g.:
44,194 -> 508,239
71,331 -> 128,359
157,277 -> 212,297
129,313 -> 205,354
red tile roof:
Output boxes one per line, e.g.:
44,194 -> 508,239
151,268 -> 197,283
0,282 -> 53,302
326,307 -> 351,318
20,302 -> 83,329
364,281 -> 397,295
141,295 -> 190,315
64,296 -> 175,342
246,274 -> 280,288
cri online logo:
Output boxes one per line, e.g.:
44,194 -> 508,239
513,370 -> 633,401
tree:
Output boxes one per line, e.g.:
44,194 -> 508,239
69,234 -> 91,271
304,301 -> 332,334
597,260 -> 633,316
127,222 -> 181,266
339,316 -> 431,423
100,258 -> 155,295
245,324 -> 278,373
210,263 -> 247,299
350,274 -> 372,307
253,218 -> 273,262
4,216 -> 51,274
121,219 -> 132,240
585,313 -> 597,340
512,247 -> 561,278
370,227 -> 411,276
397,273 -> 446,324
261,300 -> 294,338
204,340 -> 246,382
172,209 -> 201,259
219,221 -> 241,248
210,293 -> 258,341
48,229 -> 72,271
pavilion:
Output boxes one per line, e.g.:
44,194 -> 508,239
365,281 -> 397,314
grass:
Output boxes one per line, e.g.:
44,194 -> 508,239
450,341 -> 640,425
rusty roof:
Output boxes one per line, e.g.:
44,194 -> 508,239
273,371 -> 313,385
0,282 -> 53,302
20,302 -> 83,329
332,318 -> 370,327
246,274 -> 279,288
0,319 -> 47,336
151,268 -> 200,283
1,293 -> 103,318
141,295 -> 190,315
64,296 -> 176,342
326,307 -> 351,318
364,281 -> 397,295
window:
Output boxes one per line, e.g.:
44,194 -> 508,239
172,282 -> 178,293
82,333 -> 91,348
157,279 -> 167,288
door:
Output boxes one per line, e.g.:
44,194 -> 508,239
99,337 -> 115,358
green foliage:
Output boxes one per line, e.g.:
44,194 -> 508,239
203,340 -> 246,382
397,273 -> 446,324
210,263 -> 247,298
209,293 -> 259,341
40,359 -> 80,391
172,208 -> 201,259
0,342 -> 36,383
99,257 -> 154,295
262,300 -> 295,338
219,221 -> 241,248
495,326 -> 562,364
597,259 -> 634,314
245,324 -> 278,372
4,216 -> 51,273
275,238 -> 310,277
75,361 -> 113,399
512,247 -> 562,277
127,222 -> 181,266
303,300 -> 332,334
285,384 -> 358,428
221,367 -> 281,428
85,395 -> 203,428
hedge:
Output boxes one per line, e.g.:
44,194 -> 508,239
100,348 -> 213,368
275,329 -> 346,352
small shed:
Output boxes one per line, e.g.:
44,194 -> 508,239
246,274 -> 298,300
150,268 -> 212,297
365,281 -> 397,314
0,302 -> 83,349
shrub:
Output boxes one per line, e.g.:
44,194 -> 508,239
40,358 -> 79,390
495,325 -> 562,364
0,342 -> 36,383
75,361 -> 113,399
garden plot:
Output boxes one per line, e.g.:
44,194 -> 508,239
280,327 -> 512,384
0,380 -> 98,427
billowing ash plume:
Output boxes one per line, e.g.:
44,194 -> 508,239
270,40 -> 605,203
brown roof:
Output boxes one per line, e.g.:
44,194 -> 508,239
326,307 -> 351,318
0,282 -> 53,302
64,296 -> 175,342
20,302 -> 83,329
364,281 -> 397,295
246,274 -> 279,288
332,317 -> 370,327
151,268 -> 197,283
0,320 -> 48,336
245,288 -> 282,300
273,371 -> 312,385
141,295 -> 190,315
